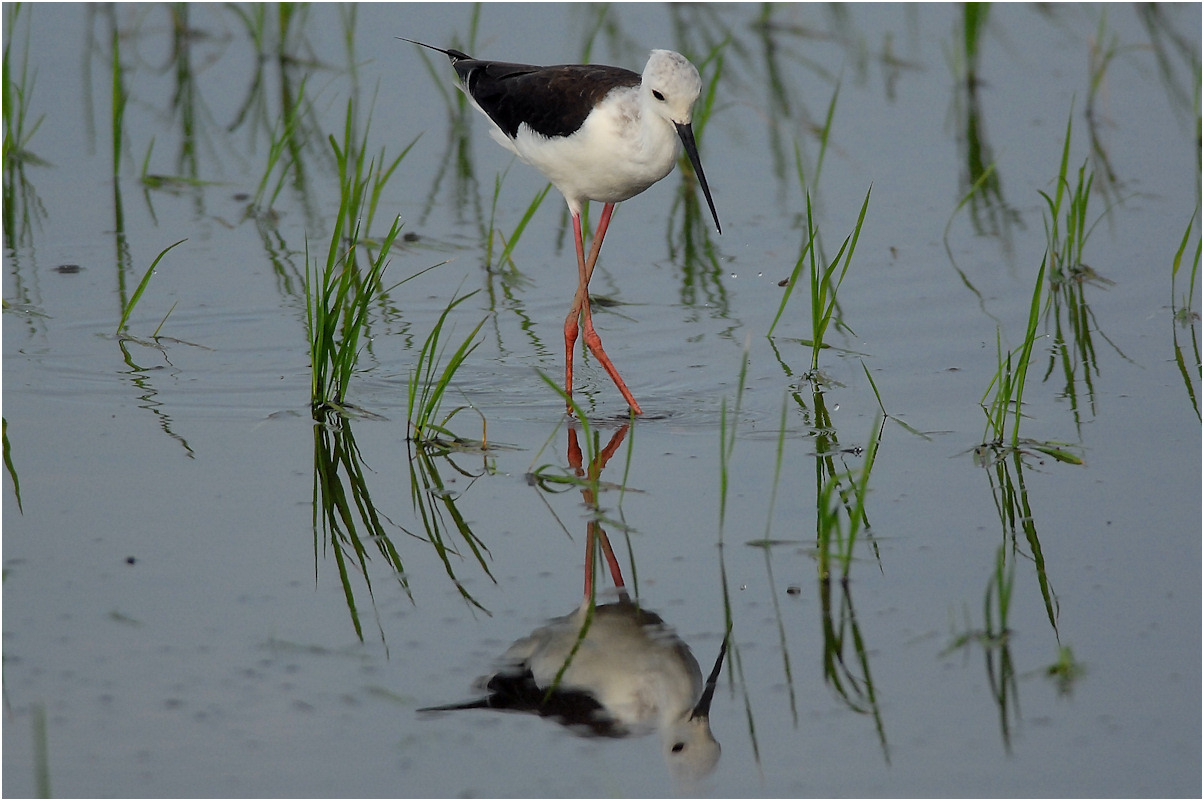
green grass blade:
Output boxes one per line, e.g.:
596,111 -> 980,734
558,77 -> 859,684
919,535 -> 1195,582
116,239 -> 186,334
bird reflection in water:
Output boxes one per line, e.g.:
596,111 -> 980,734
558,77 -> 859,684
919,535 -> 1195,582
420,425 -> 729,783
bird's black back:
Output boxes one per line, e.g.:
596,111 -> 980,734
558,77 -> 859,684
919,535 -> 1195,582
452,58 -> 642,140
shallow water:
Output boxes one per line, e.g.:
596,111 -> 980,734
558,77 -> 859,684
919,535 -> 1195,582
3,3 -> 1200,797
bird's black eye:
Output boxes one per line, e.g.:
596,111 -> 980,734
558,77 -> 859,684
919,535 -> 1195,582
671,742 -> 685,753
652,89 -> 666,101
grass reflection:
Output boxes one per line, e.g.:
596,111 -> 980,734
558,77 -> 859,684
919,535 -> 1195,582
2,3 -> 48,252
984,451 -> 1058,637
313,416 -> 497,643
404,439 -> 496,614
813,412 -> 888,761
949,4 -> 1022,251
1172,212 -> 1201,419
720,339 -> 890,762
3,417 -> 22,514
313,418 -> 409,644
944,544 -> 1020,753
819,571 -> 889,760
948,444 -> 1088,750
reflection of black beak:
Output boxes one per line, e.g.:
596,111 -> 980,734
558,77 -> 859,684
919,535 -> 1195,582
675,121 -> 722,235
690,629 -> 730,720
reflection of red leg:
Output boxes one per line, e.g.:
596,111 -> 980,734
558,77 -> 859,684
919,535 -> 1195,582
563,203 -> 643,415
575,425 -> 630,598
584,520 -> 596,599
567,427 -> 584,476
584,523 -> 626,597
594,525 -> 625,589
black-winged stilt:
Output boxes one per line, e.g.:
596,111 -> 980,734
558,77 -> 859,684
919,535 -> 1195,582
402,40 -> 722,415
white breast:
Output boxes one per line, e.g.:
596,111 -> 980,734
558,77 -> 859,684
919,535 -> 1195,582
509,86 -> 681,212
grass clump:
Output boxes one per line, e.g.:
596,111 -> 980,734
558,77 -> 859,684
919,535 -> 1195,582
977,109 -> 1097,466
405,291 -> 488,450
768,150 -> 871,378
306,100 -> 413,420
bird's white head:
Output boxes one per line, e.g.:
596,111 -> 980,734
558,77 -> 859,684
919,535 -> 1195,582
641,50 -> 703,126
662,714 -> 721,784
640,49 -> 722,234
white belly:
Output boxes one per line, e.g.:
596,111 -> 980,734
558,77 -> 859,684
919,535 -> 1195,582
505,91 -> 680,210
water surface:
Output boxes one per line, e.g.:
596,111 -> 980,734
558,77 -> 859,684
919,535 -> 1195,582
3,3 -> 1200,797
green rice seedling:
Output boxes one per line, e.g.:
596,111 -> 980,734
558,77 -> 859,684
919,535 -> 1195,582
484,167 -> 551,271
978,257 -> 1053,454
977,112 -> 1106,465
768,181 -> 872,376
1172,209 -> 1200,319
329,98 -> 418,256
717,336 -> 751,542
115,239 -> 186,335
227,4 -> 325,206
1035,113 -> 1126,417
306,99 -> 415,419
405,291 -> 488,448
1039,108 -> 1112,288
862,360 -> 931,440
306,214 -> 402,418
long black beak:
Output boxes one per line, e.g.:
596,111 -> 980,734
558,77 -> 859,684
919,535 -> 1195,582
690,630 -> 730,720
675,121 -> 722,236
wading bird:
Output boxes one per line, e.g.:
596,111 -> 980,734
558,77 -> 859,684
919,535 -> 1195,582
402,40 -> 722,415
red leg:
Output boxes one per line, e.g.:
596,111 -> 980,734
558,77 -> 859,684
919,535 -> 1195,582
564,212 -> 588,410
565,203 -> 644,415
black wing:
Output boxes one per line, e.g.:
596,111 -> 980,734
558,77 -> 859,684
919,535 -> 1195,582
454,60 -> 641,140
